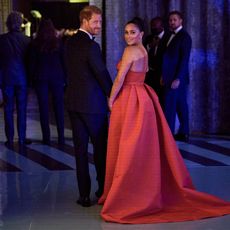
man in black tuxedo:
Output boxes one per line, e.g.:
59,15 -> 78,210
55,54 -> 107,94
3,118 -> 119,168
144,17 -> 169,104
64,5 -> 112,207
162,11 -> 192,142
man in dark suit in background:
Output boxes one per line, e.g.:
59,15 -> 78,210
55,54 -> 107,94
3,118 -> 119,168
161,11 -> 192,142
64,5 -> 112,207
144,17 -> 169,103
0,11 -> 31,148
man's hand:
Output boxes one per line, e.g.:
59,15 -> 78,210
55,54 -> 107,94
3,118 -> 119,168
171,79 -> 180,89
160,77 -> 164,86
108,97 -> 113,111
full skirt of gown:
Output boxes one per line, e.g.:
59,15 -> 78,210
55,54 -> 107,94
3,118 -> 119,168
98,70 -> 230,224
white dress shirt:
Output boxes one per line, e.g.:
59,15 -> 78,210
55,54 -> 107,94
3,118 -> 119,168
167,25 -> 183,47
154,30 -> 165,55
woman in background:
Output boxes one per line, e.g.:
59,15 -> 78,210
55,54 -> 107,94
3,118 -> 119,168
29,19 -> 66,145
98,17 -> 230,224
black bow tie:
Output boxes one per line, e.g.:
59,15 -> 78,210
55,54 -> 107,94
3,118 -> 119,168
171,31 -> 176,35
92,36 -> 95,40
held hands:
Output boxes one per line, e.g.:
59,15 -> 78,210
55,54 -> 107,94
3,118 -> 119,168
171,79 -> 180,89
108,97 -> 113,111
160,77 -> 164,86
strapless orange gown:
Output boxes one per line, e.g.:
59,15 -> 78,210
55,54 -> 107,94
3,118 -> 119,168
98,70 -> 230,224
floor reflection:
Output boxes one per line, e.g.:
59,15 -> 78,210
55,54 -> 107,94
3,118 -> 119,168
0,111 -> 230,229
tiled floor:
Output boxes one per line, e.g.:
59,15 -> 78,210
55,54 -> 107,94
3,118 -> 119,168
0,101 -> 230,229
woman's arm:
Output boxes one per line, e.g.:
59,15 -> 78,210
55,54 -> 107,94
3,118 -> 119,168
109,47 -> 133,110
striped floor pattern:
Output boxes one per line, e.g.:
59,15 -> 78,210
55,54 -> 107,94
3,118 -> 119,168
1,134 -> 230,172
0,117 -> 230,230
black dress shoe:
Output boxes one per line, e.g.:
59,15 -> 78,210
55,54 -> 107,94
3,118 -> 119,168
4,141 -> 14,149
95,189 -> 103,198
24,138 -> 32,145
19,138 -> 32,146
174,134 -> 189,142
76,197 -> 91,207
42,139 -> 50,145
58,139 -> 65,146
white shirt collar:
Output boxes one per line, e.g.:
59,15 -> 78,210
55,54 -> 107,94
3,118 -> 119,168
174,25 -> 183,34
79,28 -> 93,40
158,30 -> 164,39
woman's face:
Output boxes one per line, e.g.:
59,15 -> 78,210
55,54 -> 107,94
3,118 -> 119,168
124,23 -> 143,46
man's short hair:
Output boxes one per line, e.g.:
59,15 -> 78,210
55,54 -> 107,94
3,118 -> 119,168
6,11 -> 23,32
79,5 -> 102,25
151,16 -> 163,24
168,10 -> 183,20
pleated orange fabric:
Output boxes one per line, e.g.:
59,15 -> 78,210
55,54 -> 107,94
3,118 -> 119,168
98,70 -> 230,224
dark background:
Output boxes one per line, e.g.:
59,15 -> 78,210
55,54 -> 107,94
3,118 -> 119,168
12,0 -> 88,30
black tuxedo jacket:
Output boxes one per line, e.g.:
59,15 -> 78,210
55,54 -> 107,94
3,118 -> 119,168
148,32 -> 170,76
64,30 -> 112,114
162,29 -> 192,86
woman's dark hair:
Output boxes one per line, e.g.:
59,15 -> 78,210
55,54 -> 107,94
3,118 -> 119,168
33,19 -> 59,52
126,17 -> 144,32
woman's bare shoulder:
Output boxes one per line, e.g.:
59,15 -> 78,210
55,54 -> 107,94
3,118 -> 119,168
124,45 -> 138,53
121,46 -> 135,61
123,46 -> 139,59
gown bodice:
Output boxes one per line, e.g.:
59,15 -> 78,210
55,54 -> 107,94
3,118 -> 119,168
116,61 -> 146,85
123,70 -> 146,85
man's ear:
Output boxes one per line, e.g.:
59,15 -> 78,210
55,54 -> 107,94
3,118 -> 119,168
82,18 -> 87,26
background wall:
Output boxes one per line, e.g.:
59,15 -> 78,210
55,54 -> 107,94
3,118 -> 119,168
0,0 -> 12,33
103,0 -> 230,135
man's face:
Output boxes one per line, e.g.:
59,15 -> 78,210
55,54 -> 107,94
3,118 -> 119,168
151,20 -> 163,36
169,14 -> 182,31
84,13 -> 102,35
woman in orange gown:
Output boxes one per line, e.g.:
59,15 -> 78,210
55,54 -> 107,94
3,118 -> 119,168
98,17 -> 230,224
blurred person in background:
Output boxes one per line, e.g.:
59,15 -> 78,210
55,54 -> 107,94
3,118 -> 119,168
0,11 -> 31,148
29,19 -> 66,145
